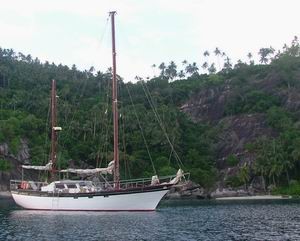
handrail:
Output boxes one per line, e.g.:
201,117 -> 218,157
10,172 -> 190,192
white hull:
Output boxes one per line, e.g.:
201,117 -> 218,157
11,189 -> 169,211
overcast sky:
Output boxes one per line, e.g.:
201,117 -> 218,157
0,0 -> 299,82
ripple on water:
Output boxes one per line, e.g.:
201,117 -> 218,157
0,199 -> 300,240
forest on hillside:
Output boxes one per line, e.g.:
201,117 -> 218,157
1,37 -> 300,193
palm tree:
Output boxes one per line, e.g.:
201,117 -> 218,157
178,70 -> 185,79
185,62 -> 199,76
203,51 -> 210,57
239,163 -> 250,190
214,47 -> 222,70
202,62 -> 208,73
247,52 -> 253,65
165,61 -> 177,80
208,63 -> 216,74
223,57 -> 232,72
151,64 -> 156,77
254,159 -> 267,192
258,47 -> 275,64
158,62 -> 166,77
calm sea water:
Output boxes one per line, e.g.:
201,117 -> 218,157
1,197 -> 300,241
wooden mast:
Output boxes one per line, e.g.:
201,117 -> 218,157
110,11 -> 120,190
50,79 -> 57,180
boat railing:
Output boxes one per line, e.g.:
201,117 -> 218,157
10,172 -> 190,192
96,172 -> 190,190
10,180 -> 48,191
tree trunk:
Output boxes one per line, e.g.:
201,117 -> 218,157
262,175 -> 266,192
272,175 -> 276,187
286,169 -> 290,186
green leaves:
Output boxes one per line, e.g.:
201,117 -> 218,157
0,159 -> 11,171
225,90 -> 280,115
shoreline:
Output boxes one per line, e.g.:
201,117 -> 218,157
215,195 -> 292,200
0,191 -> 12,199
0,191 -> 293,201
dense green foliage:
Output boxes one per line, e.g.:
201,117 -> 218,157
0,48 -> 217,186
1,36 -> 300,192
0,158 -> 11,171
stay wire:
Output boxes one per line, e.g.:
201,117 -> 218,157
58,15 -> 110,161
125,84 -> 157,175
140,81 -> 184,169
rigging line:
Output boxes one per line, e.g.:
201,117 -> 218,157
125,84 -> 157,175
44,97 -> 51,164
123,110 -> 132,179
104,75 -> 111,166
141,81 -> 184,168
119,82 -> 131,180
120,99 -> 128,179
58,72 -> 90,154
89,16 -> 109,71
142,81 -> 180,161
99,16 -> 109,49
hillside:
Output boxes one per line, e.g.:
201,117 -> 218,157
1,38 -> 300,196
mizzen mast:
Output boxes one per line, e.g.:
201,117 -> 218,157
50,79 -> 58,179
110,11 -> 120,190
50,79 -> 61,179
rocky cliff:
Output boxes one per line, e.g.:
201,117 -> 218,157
180,69 -> 300,194
0,139 -> 30,191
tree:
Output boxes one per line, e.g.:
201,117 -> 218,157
185,62 -> 199,76
178,70 -> 185,79
239,163 -> 250,190
258,47 -> 275,64
201,62 -> 208,72
223,57 -> 232,72
151,64 -> 156,77
165,61 -> 177,80
214,47 -> 222,70
203,51 -> 210,57
247,52 -> 253,65
158,62 -> 166,77
208,63 -> 216,74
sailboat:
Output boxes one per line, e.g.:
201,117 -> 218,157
10,12 -> 188,211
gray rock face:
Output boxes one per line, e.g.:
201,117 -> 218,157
16,139 -> 30,162
165,181 -> 207,199
180,85 -> 232,123
0,143 -> 9,156
0,139 -> 30,191
179,74 -> 288,195
216,113 -> 276,168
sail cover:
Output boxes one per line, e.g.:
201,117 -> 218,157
59,161 -> 114,175
22,162 -> 52,171
169,169 -> 184,184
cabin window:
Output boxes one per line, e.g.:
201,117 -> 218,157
66,184 -> 77,189
55,184 -> 65,189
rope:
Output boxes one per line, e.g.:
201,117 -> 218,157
125,84 -> 157,175
58,15 -> 110,162
43,97 -> 51,164
119,82 -> 132,179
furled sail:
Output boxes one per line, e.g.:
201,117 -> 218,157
168,169 -> 184,185
21,162 -> 52,171
59,161 -> 114,175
